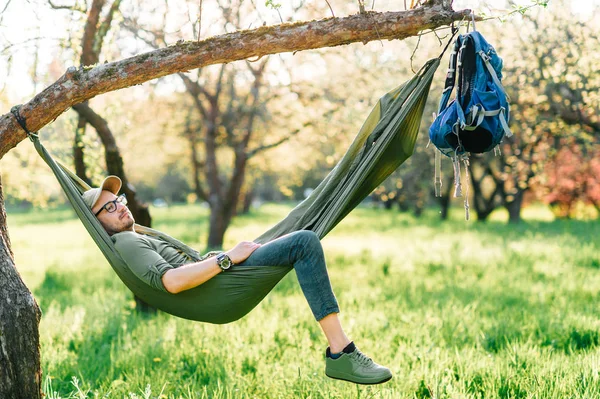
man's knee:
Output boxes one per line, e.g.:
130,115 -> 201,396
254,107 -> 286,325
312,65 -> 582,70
295,229 -> 320,247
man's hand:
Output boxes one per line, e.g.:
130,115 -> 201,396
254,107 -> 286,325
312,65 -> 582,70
226,241 -> 261,264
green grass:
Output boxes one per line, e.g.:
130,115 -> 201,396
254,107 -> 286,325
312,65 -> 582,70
8,203 -> 600,398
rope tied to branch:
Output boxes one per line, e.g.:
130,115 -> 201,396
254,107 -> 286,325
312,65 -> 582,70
10,105 -> 39,142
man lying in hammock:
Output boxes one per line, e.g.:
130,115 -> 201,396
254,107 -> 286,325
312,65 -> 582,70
82,175 -> 392,385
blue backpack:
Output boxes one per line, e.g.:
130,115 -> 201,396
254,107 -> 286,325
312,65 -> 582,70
429,30 -> 512,157
428,29 -> 512,219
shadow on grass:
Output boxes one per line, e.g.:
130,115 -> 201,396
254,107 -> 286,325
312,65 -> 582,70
34,266 -> 124,311
37,266 -> 230,395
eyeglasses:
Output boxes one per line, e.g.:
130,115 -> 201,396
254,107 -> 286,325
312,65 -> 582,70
95,193 -> 128,216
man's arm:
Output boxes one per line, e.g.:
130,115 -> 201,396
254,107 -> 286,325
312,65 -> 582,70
161,240 -> 262,294
161,256 -> 222,294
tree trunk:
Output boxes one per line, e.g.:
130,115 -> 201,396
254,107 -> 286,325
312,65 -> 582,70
104,151 -> 154,312
506,189 -> 525,224
414,203 -> 424,217
72,103 -> 152,228
73,115 -> 93,185
187,124 -> 207,203
468,157 -> 503,222
241,188 -> 254,214
438,175 -> 454,220
0,175 -> 42,399
104,148 -> 151,226
207,202 -> 227,249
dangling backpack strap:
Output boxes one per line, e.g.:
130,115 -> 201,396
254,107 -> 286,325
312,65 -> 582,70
452,152 -> 462,198
494,144 -> 502,156
434,146 -> 443,197
437,37 -> 462,115
431,112 -> 443,197
461,154 -> 471,220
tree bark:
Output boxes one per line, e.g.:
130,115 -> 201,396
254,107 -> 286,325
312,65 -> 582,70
506,189 -> 525,224
241,187 -> 254,214
0,3 -> 470,157
73,115 -> 93,185
469,159 -> 502,222
207,201 -> 227,249
71,103 -> 152,227
438,174 -> 454,220
0,175 -> 43,399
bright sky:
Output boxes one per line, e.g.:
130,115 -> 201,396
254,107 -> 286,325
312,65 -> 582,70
0,0 -> 596,103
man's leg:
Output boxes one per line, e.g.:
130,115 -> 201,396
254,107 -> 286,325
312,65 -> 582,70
237,230 -> 392,385
319,313 -> 350,353
238,230 -> 340,321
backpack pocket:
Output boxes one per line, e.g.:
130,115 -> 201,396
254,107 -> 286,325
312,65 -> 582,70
429,99 -> 462,156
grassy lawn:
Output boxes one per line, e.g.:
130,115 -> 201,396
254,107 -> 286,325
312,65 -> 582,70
7,203 -> 600,398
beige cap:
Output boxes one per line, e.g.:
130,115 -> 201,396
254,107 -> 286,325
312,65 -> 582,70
82,176 -> 122,210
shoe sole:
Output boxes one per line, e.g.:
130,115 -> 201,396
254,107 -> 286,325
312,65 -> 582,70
326,371 -> 393,385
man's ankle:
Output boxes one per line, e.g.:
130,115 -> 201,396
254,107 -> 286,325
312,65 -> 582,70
327,341 -> 355,358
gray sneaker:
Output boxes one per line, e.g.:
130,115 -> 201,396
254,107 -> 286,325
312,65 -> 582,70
325,345 -> 392,385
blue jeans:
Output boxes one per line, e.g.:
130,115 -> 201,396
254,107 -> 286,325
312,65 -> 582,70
237,230 -> 340,321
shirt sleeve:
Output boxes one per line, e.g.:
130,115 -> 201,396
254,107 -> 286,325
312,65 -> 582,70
113,233 -> 174,292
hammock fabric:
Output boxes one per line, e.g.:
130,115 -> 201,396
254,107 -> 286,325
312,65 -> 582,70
31,58 -> 439,324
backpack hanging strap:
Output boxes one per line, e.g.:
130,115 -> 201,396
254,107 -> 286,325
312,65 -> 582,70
437,37 -> 462,114
455,35 -> 472,131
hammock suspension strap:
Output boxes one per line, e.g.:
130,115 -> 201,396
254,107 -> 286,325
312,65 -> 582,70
10,105 -> 39,142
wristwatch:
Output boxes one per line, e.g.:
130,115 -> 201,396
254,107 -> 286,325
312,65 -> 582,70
216,253 -> 233,271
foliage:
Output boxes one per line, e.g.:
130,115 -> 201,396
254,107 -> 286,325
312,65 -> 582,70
538,141 -> 600,219
8,202 -> 600,398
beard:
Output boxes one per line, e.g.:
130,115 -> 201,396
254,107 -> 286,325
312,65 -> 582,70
104,215 -> 135,236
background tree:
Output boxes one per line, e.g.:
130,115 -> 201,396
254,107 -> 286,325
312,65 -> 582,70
51,0 -> 152,228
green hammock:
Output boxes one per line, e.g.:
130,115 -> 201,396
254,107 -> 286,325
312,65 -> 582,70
31,58 -> 439,324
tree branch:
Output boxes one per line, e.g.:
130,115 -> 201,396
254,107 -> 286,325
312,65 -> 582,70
0,5 -> 470,159
48,0 -> 87,13
80,0 -> 106,66
94,0 -> 121,58
71,103 -> 118,151
247,127 -> 302,158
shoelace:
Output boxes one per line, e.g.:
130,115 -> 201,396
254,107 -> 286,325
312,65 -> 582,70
351,350 -> 374,367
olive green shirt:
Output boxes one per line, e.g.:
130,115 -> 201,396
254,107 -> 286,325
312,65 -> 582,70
112,231 -> 195,292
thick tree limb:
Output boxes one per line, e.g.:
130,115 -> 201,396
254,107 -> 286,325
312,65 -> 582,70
0,4 -> 469,159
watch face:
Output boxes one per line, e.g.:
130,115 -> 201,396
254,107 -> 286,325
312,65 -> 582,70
218,254 -> 232,269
